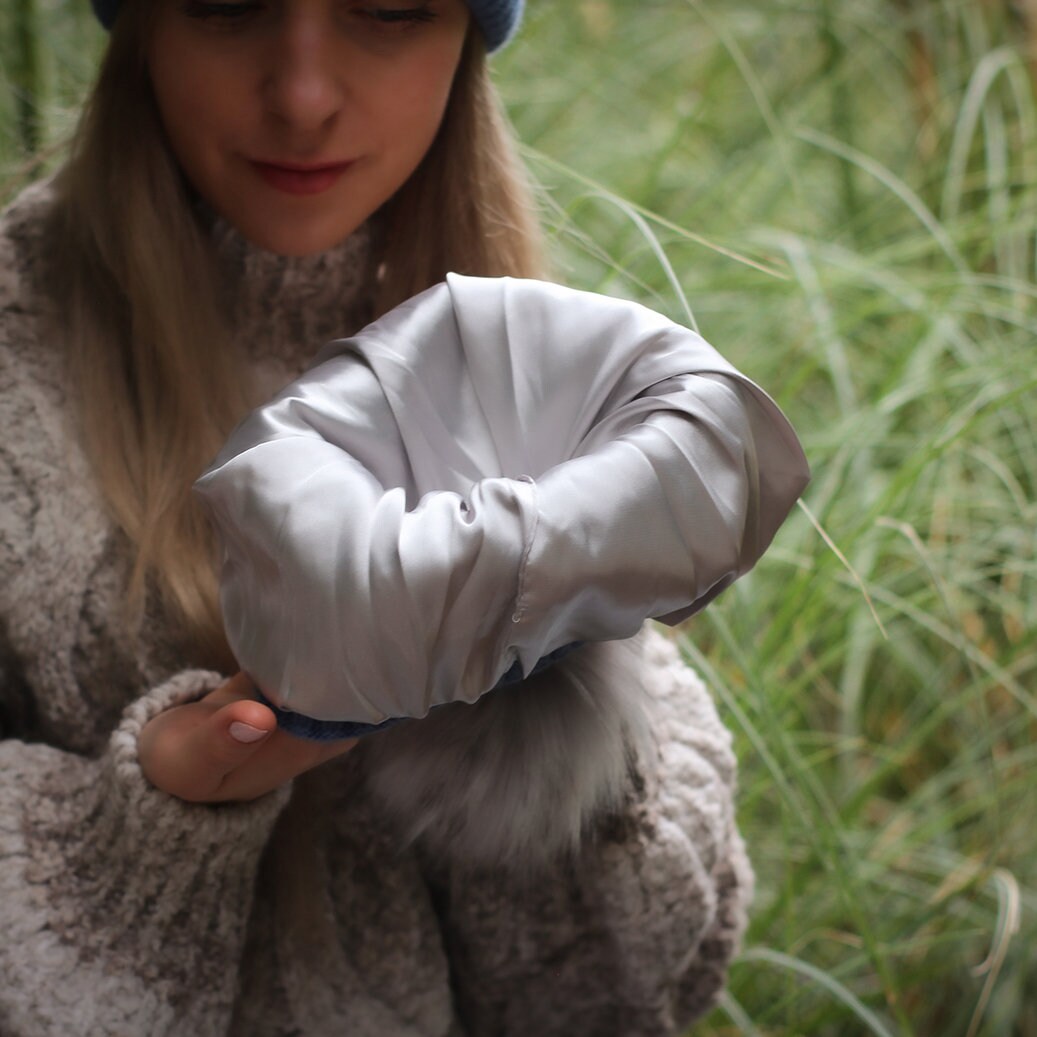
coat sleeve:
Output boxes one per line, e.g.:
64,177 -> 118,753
417,628 -> 752,1037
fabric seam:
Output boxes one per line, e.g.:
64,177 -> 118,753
511,476 -> 539,626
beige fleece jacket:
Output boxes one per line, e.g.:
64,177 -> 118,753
0,178 -> 752,1037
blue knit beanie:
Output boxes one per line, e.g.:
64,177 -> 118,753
89,0 -> 524,52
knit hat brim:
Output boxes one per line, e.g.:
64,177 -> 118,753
89,0 -> 523,52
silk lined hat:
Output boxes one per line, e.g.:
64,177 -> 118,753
194,275 -> 811,735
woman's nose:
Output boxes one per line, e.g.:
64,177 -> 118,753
263,19 -> 345,133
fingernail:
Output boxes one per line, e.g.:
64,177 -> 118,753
229,721 -> 270,744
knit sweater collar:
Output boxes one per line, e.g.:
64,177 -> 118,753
209,215 -> 374,375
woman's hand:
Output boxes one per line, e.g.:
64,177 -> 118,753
138,672 -> 356,803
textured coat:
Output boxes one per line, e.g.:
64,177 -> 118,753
0,179 -> 752,1036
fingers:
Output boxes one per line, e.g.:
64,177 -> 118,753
138,675 -> 275,802
194,687 -> 354,802
204,718 -> 347,803
139,672 -> 358,803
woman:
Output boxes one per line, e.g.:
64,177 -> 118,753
0,1 -> 770,1033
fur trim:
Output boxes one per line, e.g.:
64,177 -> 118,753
360,635 -> 651,874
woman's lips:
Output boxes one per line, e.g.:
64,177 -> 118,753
250,159 -> 355,196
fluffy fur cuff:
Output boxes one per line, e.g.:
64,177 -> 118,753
359,635 -> 651,873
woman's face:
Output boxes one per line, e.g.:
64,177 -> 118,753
148,0 -> 470,256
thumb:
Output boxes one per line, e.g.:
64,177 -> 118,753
179,698 -> 277,800
207,697 -> 277,763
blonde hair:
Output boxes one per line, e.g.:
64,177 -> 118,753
46,10 -> 546,668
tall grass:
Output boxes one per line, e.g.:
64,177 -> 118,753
497,2 -> 1037,1034
0,0 -> 100,188
3,1 -> 1035,1034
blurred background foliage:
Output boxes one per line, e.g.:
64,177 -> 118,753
2,1 -> 1035,1034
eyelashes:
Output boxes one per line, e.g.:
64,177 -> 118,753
181,2 -> 440,27
359,6 -> 437,25
182,1 -> 260,19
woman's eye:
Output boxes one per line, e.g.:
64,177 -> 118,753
352,4 -> 437,27
178,1 -> 438,32
182,1 -> 262,21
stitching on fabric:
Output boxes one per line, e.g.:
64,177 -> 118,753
511,476 -> 539,624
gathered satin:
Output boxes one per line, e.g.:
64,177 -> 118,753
194,274 -> 810,724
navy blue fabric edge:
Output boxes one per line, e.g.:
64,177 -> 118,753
255,641 -> 583,742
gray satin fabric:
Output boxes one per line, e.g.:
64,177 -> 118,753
194,274 -> 810,723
